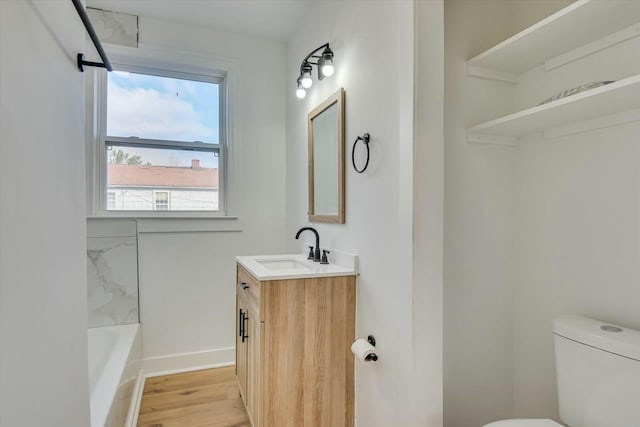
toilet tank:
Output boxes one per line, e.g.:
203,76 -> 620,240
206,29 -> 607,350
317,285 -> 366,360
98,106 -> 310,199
553,315 -> 640,427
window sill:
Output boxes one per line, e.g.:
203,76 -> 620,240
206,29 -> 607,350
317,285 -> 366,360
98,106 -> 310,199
87,215 -> 241,234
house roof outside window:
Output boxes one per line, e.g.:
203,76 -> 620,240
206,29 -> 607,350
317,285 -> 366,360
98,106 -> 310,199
108,159 -> 218,189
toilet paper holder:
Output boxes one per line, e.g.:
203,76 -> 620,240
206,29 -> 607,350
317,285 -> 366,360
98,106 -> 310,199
365,335 -> 378,362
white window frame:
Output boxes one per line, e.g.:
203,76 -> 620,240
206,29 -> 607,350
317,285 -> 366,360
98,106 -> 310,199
106,191 -> 116,210
94,63 -> 228,218
153,190 -> 170,211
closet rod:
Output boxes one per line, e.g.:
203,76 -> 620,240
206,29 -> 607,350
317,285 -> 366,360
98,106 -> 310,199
71,0 -> 113,72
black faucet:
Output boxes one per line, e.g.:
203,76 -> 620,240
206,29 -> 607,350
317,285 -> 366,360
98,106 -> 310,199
295,227 -> 321,262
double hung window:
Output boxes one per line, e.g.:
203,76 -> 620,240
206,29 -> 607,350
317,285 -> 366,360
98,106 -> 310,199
101,69 -> 224,214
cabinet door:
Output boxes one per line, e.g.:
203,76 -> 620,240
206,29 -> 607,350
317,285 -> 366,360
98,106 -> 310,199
261,275 -> 356,427
236,294 -> 248,400
246,309 -> 262,426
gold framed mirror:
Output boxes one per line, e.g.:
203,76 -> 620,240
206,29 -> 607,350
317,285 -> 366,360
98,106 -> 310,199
308,88 -> 345,224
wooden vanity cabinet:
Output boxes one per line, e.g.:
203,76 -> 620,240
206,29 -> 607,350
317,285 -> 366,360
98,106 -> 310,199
235,263 -> 356,427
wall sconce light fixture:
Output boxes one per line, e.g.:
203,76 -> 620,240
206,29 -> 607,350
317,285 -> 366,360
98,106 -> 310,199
296,43 -> 335,99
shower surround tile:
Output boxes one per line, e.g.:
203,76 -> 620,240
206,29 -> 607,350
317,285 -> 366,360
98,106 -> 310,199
86,7 -> 138,48
87,236 -> 139,328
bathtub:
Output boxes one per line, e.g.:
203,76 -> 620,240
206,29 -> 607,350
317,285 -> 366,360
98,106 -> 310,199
88,324 -> 142,427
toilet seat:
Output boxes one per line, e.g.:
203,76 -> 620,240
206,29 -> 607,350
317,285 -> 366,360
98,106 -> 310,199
483,419 -> 563,427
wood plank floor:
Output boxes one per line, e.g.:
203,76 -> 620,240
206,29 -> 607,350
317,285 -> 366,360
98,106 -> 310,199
137,366 -> 251,427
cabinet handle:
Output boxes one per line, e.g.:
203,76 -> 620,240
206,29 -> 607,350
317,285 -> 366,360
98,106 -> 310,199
241,282 -> 249,290
242,312 -> 249,342
239,309 -> 244,338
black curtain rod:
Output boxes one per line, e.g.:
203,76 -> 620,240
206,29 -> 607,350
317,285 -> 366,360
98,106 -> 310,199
71,0 -> 113,72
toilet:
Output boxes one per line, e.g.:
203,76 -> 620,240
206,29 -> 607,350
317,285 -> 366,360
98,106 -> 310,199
484,315 -> 640,427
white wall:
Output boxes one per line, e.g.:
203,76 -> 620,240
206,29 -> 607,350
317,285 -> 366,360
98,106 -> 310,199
414,2 -> 445,425
511,0 -> 573,34
444,2 -> 516,426
0,1 -> 90,426
513,122 -> 640,419
88,15 -> 288,372
444,1 -> 640,425
285,1 -> 444,425
511,3 -> 640,418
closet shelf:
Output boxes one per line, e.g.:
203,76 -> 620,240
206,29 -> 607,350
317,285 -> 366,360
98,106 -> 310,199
467,75 -> 640,143
467,0 -> 640,81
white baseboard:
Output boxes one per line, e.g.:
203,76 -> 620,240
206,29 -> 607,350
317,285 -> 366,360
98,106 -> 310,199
143,347 -> 235,378
125,370 -> 145,427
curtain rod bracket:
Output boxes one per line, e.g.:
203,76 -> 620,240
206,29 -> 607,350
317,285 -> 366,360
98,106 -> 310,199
77,54 -> 109,72
71,0 -> 113,72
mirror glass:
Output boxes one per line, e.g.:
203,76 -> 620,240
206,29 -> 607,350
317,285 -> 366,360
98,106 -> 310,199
313,103 -> 338,215
308,88 -> 345,223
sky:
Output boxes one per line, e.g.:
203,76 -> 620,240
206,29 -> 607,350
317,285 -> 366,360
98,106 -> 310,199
107,71 -> 220,168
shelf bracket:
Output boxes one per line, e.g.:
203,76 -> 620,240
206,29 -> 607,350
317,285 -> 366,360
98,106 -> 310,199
466,132 -> 518,147
466,64 -> 518,84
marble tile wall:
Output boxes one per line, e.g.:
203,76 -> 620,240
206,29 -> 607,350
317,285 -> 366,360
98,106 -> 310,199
86,7 -> 138,48
87,220 -> 139,328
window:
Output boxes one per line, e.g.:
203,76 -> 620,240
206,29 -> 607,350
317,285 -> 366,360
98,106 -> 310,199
101,69 -> 224,214
106,192 -> 116,209
154,191 -> 169,210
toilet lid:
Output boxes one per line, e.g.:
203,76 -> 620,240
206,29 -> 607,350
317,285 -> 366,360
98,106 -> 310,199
484,420 -> 563,427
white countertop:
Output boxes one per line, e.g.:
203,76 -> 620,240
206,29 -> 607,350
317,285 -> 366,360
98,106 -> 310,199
236,251 -> 357,281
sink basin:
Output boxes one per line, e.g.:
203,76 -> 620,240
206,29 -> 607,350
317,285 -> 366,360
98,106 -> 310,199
257,259 -> 311,271
236,252 -> 357,281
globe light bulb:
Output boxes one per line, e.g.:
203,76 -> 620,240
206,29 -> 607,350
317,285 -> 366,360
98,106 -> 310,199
300,62 -> 313,88
321,63 -> 334,77
296,87 -> 306,99
320,47 -> 335,78
301,76 -> 313,88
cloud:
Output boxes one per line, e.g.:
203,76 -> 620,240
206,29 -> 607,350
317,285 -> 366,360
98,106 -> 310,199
107,82 -> 218,142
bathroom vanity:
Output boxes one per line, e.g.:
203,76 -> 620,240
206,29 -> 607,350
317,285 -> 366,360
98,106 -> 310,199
235,254 -> 357,427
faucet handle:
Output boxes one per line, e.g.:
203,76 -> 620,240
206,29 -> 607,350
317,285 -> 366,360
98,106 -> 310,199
307,246 -> 315,260
320,250 -> 330,265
